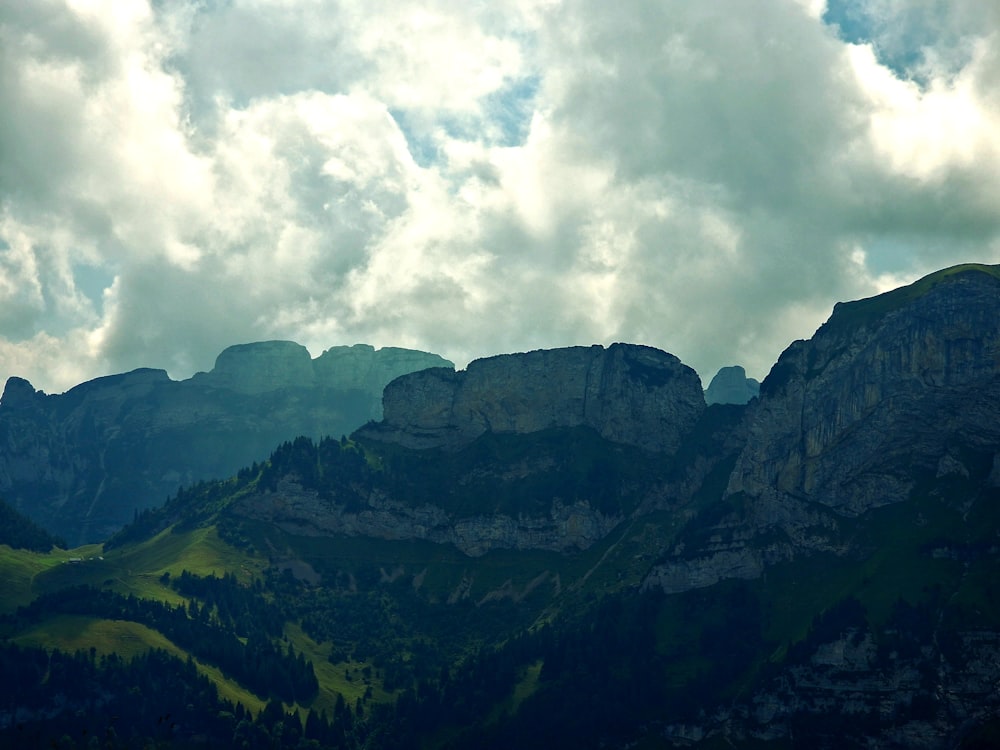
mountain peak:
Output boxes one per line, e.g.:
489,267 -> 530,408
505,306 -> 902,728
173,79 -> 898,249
704,365 -> 760,405
203,340 -> 315,394
0,376 -> 39,410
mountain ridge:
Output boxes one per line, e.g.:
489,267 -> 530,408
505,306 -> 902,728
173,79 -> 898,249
0,341 -> 451,545
357,343 -> 705,453
2,263 -> 999,749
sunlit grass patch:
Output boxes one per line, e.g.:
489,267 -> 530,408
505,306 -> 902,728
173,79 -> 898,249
13,614 -> 266,714
284,621 -> 389,715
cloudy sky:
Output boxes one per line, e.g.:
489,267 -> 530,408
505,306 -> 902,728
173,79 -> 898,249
2,0 -> 999,394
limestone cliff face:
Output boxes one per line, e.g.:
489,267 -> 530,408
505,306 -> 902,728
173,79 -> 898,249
199,341 -> 316,394
0,342 -> 451,545
645,265 -> 1000,594
727,265 -> 1000,516
195,341 -> 451,410
232,479 -> 622,557
358,343 -> 705,453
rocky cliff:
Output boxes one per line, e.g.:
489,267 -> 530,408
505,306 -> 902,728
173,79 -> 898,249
195,341 -> 451,399
704,365 -> 760,405
357,343 -> 705,453
729,264 -> 1000,515
205,344 -> 716,558
646,264 -> 1000,593
232,477 -> 624,558
0,342 -> 450,545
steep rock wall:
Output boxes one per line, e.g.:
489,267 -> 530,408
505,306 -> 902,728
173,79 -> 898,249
727,266 -> 1000,516
358,343 -> 705,453
645,265 -> 1000,594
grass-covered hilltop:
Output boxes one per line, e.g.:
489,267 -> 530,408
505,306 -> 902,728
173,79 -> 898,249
1,263 -> 999,749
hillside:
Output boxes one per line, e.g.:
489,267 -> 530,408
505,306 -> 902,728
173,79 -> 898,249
0,264 -> 998,748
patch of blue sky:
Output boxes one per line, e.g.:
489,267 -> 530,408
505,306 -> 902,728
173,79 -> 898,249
822,0 -> 874,46
72,261 -> 115,312
481,75 -> 539,148
391,76 -> 537,169
822,0 -> 932,85
862,237 -> 925,275
389,108 -> 441,169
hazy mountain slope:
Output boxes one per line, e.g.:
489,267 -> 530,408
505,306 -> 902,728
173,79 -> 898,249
704,364 -> 760,405
0,341 -> 451,545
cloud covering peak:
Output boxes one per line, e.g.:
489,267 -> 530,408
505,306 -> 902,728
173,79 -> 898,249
2,0 -> 999,393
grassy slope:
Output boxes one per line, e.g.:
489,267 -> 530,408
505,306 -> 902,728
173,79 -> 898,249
0,543 -> 105,614
1,527 -> 271,714
285,621 -> 393,713
20,526 -> 267,607
13,614 -> 266,713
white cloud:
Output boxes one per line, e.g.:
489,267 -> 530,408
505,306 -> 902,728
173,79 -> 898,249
850,39 -> 1000,181
2,0 -> 1000,395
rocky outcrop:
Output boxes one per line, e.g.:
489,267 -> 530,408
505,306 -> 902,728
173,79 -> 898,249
197,341 -> 316,394
195,341 -> 451,399
644,264 -> 1000,595
727,265 -> 1000,516
357,343 -> 705,453
0,342 -> 451,545
232,478 -> 622,557
704,365 -> 760,405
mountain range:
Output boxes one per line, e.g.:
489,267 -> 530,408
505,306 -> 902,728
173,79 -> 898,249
0,342 -> 450,545
0,263 -> 998,748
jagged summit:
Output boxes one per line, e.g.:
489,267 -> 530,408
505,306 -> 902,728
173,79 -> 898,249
0,376 -> 40,409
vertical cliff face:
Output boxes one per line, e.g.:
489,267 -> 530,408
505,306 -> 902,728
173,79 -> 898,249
357,343 -> 706,453
199,341 -> 317,394
645,265 -> 1000,596
0,342 -> 451,545
196,341 -> 452,411
726,265 -> 1000,517
313,344 -> 454,398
